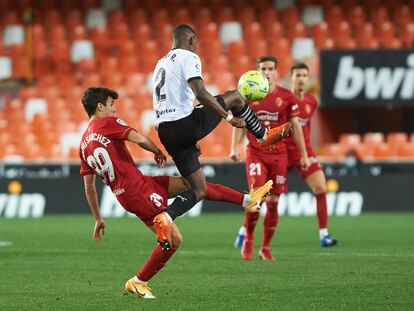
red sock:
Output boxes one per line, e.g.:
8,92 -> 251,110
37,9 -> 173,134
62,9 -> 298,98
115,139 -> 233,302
206,182 -> 244,206
316,193 -> 328,229
261,200 -> 279,248
136,244 -> 178,282
244,211 -> 260,240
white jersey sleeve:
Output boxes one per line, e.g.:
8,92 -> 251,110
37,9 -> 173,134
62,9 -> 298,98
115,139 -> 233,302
152,49 -> 203,125
183,53 -> 202,81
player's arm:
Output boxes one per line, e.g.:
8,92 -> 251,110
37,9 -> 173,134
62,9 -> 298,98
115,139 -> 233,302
188,79 -> 245,128
290,116 -> 310,169
127,130 -> 166,168
83,174 -> 106,242
230,127 -> 247,162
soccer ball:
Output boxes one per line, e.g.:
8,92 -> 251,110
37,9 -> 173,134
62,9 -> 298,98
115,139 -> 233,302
238,70 -> 270,102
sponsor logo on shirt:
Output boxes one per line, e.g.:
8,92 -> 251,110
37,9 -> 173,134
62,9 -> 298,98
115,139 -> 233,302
292,104 -> 299,111
275,175 -> 286,184
256,110 -> 279,122
116,119 -> 128,126
275,97 -> 283,107
155,108 -> 176,118
113,188 -> 125,196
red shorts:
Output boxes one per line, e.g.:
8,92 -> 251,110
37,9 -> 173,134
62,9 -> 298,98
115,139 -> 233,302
288,147 -> 323,179
245,148 -> 287,194
116,175 -> 170,226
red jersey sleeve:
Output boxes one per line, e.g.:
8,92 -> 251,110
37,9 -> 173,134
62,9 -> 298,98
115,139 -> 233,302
104,117 -> 135,140
79,149 -> 94,176
287,93 -> 300,119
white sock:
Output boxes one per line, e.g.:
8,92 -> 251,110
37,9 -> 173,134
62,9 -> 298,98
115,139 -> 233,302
242,194 -> 251,207
134,276 -> 146,284
319,228 -> 328,240
238,226 -> 246,235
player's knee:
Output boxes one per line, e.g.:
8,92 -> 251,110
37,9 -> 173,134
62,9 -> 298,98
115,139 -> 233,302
312,184 -> 327,195
223,90 -> 245,110
194,188 -> 207,201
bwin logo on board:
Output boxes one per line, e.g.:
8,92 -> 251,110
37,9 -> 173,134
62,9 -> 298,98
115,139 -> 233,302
333,54 -> 414,100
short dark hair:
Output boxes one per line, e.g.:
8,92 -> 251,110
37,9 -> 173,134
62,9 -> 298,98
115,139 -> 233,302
290,62 -> 309,75
81,87 -> 118,117
172,24 -> 196,41
256,55 -> 278,68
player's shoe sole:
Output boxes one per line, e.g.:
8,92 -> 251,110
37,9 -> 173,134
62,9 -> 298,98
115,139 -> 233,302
124,278 -> 156,299
320,235 -> 338,247
241,239 -> 254,260
261,122 -> 292,149
244,180 -> 273,213
153,212 -> 172,251
258,247 -> 276,261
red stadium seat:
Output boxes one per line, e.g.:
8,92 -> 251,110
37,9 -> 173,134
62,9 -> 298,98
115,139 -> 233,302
199,22 -> 219,42
316,38 -> 335,50
363,132 -> 384,148
288,22 -> 307,41
269,38 -> 291,59
238,7 -> 257,28
70,25 -> 88,41
82,73 -> 101,88
120,55 -> 139,76
347,5 -> 366,27
312,22 -> 330,44
259,9 -> 278,30
264,22 -> 284,42
51,40 -> 70,60
370,6 -> 389,27
134,23 -> 151,42
216,7 -> 235,25
321,143 -> 345,161
108,10 -> 127,28
129,9 -> 149,29
230,54 -> 252,78
377,22 -> 396,44
77,58 -> 98,75
213,71 -> 236,93
66,10 -> 83,31
173,8 -> 192,25
277,55 -> 295,77
333,21 -> 352,42
325,6 -> 344,26
373,143 -> 395,160
339,133 -> 361,150
195,8 -> 212,29
398,144 -> 414,159
247,38 -> 268,61
387,132 -> 408,150
280,7 -> 300,30
382,37 -> 402,49
244,22 -> 263,41
401,23 -> 414,49
227,41 -> 246,61
393,5 -> 412,28
111,22 -> 130,43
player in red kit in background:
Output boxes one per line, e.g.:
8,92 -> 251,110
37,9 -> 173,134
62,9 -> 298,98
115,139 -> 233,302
287,63 -> 337,247
79,87 -> 272,298
230,56 -> 310,261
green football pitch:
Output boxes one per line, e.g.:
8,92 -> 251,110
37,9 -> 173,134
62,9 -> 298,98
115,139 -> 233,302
1,213 -> 413,310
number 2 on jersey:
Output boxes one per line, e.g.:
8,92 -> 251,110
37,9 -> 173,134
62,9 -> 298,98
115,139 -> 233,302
87,147 -> 115,183
155,67 -> 166,102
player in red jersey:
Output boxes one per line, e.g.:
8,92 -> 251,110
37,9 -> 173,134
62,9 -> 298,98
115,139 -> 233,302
287,62 -> 337,247
79,87 -> 273,298
230,56 -> 310,261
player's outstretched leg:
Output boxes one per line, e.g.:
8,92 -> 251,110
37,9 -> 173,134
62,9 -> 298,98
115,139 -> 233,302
219,91 -> 292,147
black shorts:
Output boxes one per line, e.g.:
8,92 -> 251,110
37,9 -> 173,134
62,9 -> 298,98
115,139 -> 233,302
157,96 -> 226,177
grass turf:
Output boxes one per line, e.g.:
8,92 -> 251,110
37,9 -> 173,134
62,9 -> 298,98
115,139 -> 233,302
0,213 -> 413,310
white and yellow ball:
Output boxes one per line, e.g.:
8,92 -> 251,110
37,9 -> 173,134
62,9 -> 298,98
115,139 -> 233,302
238,70 -> 270,102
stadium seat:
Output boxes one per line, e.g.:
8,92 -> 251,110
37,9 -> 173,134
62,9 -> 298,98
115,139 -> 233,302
378,22 -> 396,44
247,38 -> 267,61
66,10 -> 84,31
3,25 -> 24,47
70,40 -> 94,63
24,98 -> 48,121
269,38 -> 291,59
311,22 -> 330,44
277,55 -> 295,77
231,54 -> 252,78
325,6 -> 344,26
77,58 -> 98,75
281,7 -> 300,29
316,38 -> 335,50
173,8 -> 192,25
238,7 -> 257,28
227,41 -> 246,61
363,132 -> 384,148
213,71 -> 236,93
220,22 -> 243,45
371,6 -> 389,27
288,22 -> 307,41
264,22 -> 284,42
292,38 -> 316,60
339,133 -> 361,150
134,23 -> 151,42
0,56 -> 12,79
120,55 -> 139,76
259,9 -> 278,30
85,8 -> 107,29
217,7 -> 235,25
301,5 -> 324,26
398,144 -> 414,159
244,22 -> 263,41
387,132 -> 408,150
401,23 -> 414,48
70,25 -> 89,41
102,0 -> 122,11
373,143 -> 395,161
393,5 -> 411,28
347,5 -> 366,27
382,37 -> 402,49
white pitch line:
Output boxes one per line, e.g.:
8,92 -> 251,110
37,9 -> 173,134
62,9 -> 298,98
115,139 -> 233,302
0,241 -> 12,247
